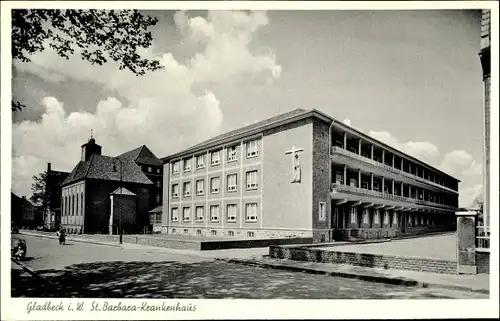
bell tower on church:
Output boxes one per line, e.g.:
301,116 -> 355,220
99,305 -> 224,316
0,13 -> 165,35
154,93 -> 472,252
81,131 -> 102,161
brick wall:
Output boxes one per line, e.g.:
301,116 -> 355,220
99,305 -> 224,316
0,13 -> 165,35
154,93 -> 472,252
476,250 -> 490,274
269,246 -> 457,274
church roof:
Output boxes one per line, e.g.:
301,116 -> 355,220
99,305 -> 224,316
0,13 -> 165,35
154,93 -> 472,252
116,145 -> 162,166
62,154 -> 153,186
148,205 -> 162,213
110,187 -> 136,196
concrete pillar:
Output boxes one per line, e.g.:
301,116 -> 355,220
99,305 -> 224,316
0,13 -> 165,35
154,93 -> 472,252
392,180 -> 395,195
408,213 -> 412,226
383,210 -> 390,228
361,207 -> 370,228
392,154 -> 395,167
349,206 -> 358,228
358,139 -> 362,155
401,157 -> 404,170
392,211 -> 399,228
382,150 -> 385,164
382,177 -> 385,193
373,209 -> 380,228
109,195 -> 114,235
370,173 -> 374,190
357,169 -> 361,188
409,162 -> 412,174
343,131 -> 347,149
456,211 -> 478,274
370,145 -> 374,159
343,165 -> 347,185
421,215 -> 425,226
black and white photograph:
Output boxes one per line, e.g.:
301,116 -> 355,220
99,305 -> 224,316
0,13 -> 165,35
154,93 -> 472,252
1,1 -> 498,320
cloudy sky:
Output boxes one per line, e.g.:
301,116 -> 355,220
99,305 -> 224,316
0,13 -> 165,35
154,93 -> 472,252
11,9 -> 484,207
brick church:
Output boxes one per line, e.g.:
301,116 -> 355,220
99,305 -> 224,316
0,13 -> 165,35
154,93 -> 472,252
60,137 -> 163,234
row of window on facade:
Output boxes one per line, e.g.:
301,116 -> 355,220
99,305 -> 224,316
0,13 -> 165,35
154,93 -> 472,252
170,203 -> 259,223
171,139 -> 260,174
171,170 -> 258,198
171,228 -> 255,238
61,193 -> 83,216
144,166 -> 162,174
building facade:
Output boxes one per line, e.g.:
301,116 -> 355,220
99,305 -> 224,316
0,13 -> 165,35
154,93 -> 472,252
479,9 -> 491,229
162,109 -> 459,242
11,192 -> 39,228
60,138 -> 157,234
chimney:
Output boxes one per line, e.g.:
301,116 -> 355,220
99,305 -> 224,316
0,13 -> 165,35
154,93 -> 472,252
47,162 -> 52,172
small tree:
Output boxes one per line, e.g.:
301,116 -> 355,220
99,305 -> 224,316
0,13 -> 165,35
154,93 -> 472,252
12,9 -> 164,111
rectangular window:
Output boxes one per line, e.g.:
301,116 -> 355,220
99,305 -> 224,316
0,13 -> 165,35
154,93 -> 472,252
228,231 -> 234,237
227,173 -> 237,192
148,166 -> 152,173
335,172 -> 343,184
319,202 -> 326,221
171,208 -> 179,222
183,181 -> 191,197
246,139 -> 259,158
246,170 -> 258,190
373,181 -> 379,191
211,150 -> 220,166
183,207 -> 191,221
227,145 -> 238,162
183,158 -> 192,172
196,179 -> 204,195
196,154 -> 205,169
245,203 -> 258,222
226,204 -> 237,222
210,205 -> 220,222
197,229 -> 202,236
210,177 -> 220,194
195,206 -> 204,222
211,230 -> 217,236
247,231 -> 255,237
183,229 -> 188,235
172,161 -> 180,174
361,181 -> 368,189
349,178 -> 357,187
171,184 -> 179,198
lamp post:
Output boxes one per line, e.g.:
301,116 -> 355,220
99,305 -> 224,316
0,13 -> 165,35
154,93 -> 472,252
112,158 -> 123,244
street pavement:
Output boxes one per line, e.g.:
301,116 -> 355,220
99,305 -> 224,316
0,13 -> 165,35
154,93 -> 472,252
11,235 -> 487,299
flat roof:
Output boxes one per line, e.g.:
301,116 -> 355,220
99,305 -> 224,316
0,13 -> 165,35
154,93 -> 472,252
162,108 -> 460,182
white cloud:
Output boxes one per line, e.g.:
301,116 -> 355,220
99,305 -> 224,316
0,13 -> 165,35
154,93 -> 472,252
12,10 -> 281,198
342,118 -> 351,126
368,130 -> 440,166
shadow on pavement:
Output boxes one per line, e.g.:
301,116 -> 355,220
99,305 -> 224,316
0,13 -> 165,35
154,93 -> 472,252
11,260 -> 460,299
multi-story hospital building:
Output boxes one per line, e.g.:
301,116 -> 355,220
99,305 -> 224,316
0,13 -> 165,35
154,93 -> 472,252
162,109 -> 459,242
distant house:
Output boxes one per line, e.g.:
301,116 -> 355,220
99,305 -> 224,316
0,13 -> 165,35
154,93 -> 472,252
116,145 -> 164,207
60,138 -> 161,234
11,192 -> 39,228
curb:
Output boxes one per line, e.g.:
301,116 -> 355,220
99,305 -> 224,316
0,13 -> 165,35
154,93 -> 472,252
18,232 -> 122,248
221,258 -> 489,295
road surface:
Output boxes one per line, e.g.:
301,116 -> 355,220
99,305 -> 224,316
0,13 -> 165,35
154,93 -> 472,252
11,235 -> 487,299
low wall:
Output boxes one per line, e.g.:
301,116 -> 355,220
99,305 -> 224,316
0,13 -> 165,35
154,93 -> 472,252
19,230 -> 312,251
476,250 -> 490,274
269,246 -> 457,274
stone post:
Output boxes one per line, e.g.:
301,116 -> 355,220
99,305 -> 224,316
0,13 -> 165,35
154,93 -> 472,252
456,211 -> 477,274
